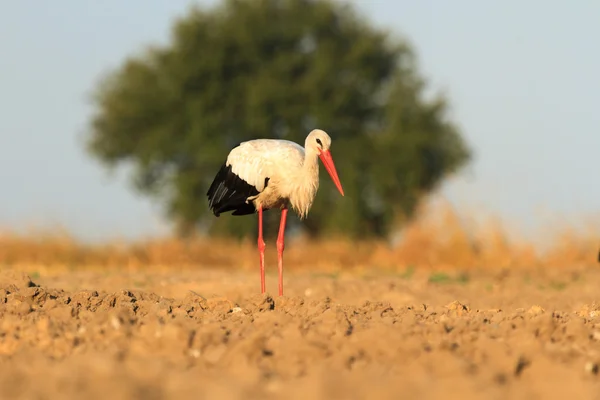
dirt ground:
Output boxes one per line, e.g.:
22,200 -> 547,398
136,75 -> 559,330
2,264 -> 600,400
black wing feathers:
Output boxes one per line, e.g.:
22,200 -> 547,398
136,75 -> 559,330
206,163 -> 262,217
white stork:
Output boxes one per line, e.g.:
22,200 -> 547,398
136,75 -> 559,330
206,129 -> 345,296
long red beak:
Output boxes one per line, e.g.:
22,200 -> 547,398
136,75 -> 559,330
318,149 -> 344,196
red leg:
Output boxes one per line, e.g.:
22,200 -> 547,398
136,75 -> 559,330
258,207 -> 266,294
276,208 -> 288,296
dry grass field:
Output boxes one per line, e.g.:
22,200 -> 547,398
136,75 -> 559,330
1,200 -> 599,399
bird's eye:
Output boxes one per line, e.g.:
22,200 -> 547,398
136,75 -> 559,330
316,138 -> 322,147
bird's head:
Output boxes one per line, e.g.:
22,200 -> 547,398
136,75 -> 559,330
307,129 -> 344,197
307,129 -> 332,152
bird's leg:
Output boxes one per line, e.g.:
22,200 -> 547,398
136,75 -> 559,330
276,207 -> 288,296
258,207 -> 266,294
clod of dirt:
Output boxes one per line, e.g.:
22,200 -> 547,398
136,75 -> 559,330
527,305 -> 545,316
6,298 -> 33,316
242,293 -> 275,312
445,301 -> 470,316
0,271 -> 38,291
205,297 -> 235,313
575,303 -> 600,320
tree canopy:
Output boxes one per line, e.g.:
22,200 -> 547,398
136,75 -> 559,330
86,0 -> 472,240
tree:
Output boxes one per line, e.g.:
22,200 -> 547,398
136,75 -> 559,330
85,0 -> 471,240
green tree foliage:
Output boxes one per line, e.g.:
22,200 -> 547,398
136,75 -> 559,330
86,0 -> 471,240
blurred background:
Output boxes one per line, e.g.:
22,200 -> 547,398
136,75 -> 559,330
1,0 -> 598,270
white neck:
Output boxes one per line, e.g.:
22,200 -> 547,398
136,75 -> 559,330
302,146 -> 320,178
288,146 -> 320,219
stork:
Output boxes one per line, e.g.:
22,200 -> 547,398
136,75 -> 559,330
206,129 -> 345,296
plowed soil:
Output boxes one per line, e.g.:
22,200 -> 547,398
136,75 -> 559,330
2,265 -> 600,399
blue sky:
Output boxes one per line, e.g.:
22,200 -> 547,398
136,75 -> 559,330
1,1 -> 599,242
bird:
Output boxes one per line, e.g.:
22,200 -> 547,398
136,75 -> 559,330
206,129 -> 345,296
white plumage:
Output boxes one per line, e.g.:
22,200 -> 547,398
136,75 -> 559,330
206,128 -> 345,296
227,139 -> 305,193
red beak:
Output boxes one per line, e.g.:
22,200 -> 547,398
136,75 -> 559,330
318,149 -> 344,196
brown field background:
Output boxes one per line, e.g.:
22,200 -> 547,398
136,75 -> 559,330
2,197 -> 600,399
1,197 -> 597,273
